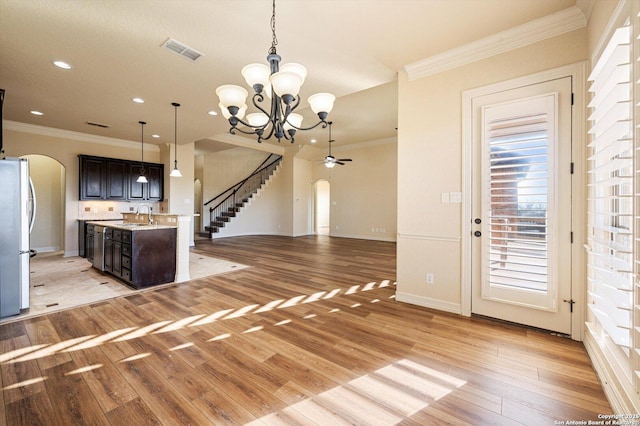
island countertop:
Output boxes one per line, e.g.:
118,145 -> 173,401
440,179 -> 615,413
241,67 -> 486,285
86,220 -> 177,231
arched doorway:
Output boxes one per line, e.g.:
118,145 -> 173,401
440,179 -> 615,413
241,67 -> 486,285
22,155 -> 65,254
314,180 -> 330,235
194,178 -> 202,234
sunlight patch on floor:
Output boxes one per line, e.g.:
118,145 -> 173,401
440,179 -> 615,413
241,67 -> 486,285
247,358 -> 467,425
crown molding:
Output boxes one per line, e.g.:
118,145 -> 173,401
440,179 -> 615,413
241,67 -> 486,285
3,120 -> 159,151
404,5 -> 588,81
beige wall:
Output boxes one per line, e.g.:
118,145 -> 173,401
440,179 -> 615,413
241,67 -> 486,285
312,139 -> 397,242
396,29 -> 588,311
293,157 -> 313,236
4,123 -> 160,256
162,142 -> 195,244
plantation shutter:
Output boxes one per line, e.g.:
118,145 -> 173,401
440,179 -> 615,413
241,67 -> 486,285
486,112 -> 551,293
586,23 -> 634,378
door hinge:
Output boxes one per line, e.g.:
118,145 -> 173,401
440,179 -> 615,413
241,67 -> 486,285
563,299 -> 575,313
570,162 -> 574,174
570,231 -> 573,244
571,93 -> 574,105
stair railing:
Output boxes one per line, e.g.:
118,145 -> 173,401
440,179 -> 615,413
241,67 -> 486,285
205,154 -> 282,228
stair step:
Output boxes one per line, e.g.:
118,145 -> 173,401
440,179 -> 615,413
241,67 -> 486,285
204,156 -> 282,234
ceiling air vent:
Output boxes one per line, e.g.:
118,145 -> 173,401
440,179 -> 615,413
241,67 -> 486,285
162,38 -> 204,62
87,121 -> 110,128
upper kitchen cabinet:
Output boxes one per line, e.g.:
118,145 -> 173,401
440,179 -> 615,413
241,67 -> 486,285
79,155 -> 163,201
106,160 -> 128,200
79,156 -> 106,200
128,162 -> 163,201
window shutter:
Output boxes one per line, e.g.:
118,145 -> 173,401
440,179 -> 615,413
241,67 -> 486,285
587,24 -> 634,376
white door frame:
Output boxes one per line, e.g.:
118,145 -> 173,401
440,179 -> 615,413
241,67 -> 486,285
461,62 -> 586,340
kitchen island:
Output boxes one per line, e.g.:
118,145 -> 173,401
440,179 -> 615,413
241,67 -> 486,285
88,218 -> 177,289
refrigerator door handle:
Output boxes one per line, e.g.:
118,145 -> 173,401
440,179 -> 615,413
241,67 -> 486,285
28,177 -> 36,234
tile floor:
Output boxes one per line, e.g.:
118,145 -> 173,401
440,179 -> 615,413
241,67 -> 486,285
1,250 -> 248,323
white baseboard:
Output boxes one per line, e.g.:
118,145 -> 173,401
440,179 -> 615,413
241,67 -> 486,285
330,232 -> 397,242
395,291 -> 462,315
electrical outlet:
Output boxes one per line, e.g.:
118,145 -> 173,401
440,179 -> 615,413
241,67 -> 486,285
426,273 -> 434,284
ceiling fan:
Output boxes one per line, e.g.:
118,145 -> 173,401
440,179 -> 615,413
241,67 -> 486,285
321,122 -> 352,168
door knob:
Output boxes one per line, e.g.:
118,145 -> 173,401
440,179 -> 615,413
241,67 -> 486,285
474,218 -> 481,224
474,231 -> 482,237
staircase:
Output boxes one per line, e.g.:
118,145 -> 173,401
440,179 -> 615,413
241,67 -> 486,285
203,154 -> 282,237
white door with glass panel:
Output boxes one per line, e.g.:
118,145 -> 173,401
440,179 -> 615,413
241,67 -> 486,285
471,77 -> 573,334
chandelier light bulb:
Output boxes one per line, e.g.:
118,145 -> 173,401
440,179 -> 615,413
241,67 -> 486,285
279,63 -> 307,85
308,93 -> 336,115
242,63 -> 271,91
284,113 -> 303,131
270,71 -> 303,98
247,112 -> 269,127
216,85 -> 248,109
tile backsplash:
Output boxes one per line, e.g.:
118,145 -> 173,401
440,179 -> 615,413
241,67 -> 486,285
78,201 -> 161,220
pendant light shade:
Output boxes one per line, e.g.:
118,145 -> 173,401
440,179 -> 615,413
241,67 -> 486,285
136,121 -> 148,183
170,102 -> 182,178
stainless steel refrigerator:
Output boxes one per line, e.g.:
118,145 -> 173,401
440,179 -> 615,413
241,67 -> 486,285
0,158 -> 35,318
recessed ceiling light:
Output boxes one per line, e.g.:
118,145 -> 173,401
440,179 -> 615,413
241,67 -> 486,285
152,134 -> 160,138
30,110 -> 43,116
53,60 -> 72,70
208,110 -> 218,116
310,139 -> 317,144
132,97 -> 144,104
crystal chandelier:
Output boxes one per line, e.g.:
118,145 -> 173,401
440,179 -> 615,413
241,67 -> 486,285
216,0 -> 335,144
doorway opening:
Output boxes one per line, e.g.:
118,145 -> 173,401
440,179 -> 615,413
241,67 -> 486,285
315,180 -> 330,235
21,154 -> 65,254
194,178 -> 202,235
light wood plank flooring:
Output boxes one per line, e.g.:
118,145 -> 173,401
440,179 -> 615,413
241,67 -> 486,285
0,235 -> 611,425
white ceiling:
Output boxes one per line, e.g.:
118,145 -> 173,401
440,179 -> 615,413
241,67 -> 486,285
0,0 -> 577,152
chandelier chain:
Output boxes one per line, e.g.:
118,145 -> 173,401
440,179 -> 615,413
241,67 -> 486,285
269,0 -> 278,54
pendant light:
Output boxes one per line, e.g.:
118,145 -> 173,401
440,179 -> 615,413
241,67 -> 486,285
136,121 -> 148,183
170,102 -> 182,177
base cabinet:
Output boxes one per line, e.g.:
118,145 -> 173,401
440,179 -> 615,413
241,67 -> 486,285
102,227 -> 176,289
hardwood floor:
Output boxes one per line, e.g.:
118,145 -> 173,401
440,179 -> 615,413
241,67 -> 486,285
0,235 -> 611,425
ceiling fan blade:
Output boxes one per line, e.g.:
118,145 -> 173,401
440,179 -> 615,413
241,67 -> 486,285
336,161 -> 345,165
337,158 -> 352,162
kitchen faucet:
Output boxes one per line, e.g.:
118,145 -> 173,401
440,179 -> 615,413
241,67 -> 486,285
136,204 -> 153,224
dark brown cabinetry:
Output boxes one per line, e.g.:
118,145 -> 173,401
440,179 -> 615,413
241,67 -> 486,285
80,157 -> 106,200
102,227 -> 176,289
128,163 -> 163,201
106,160 -> 127,200
79,155 -> 163,201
